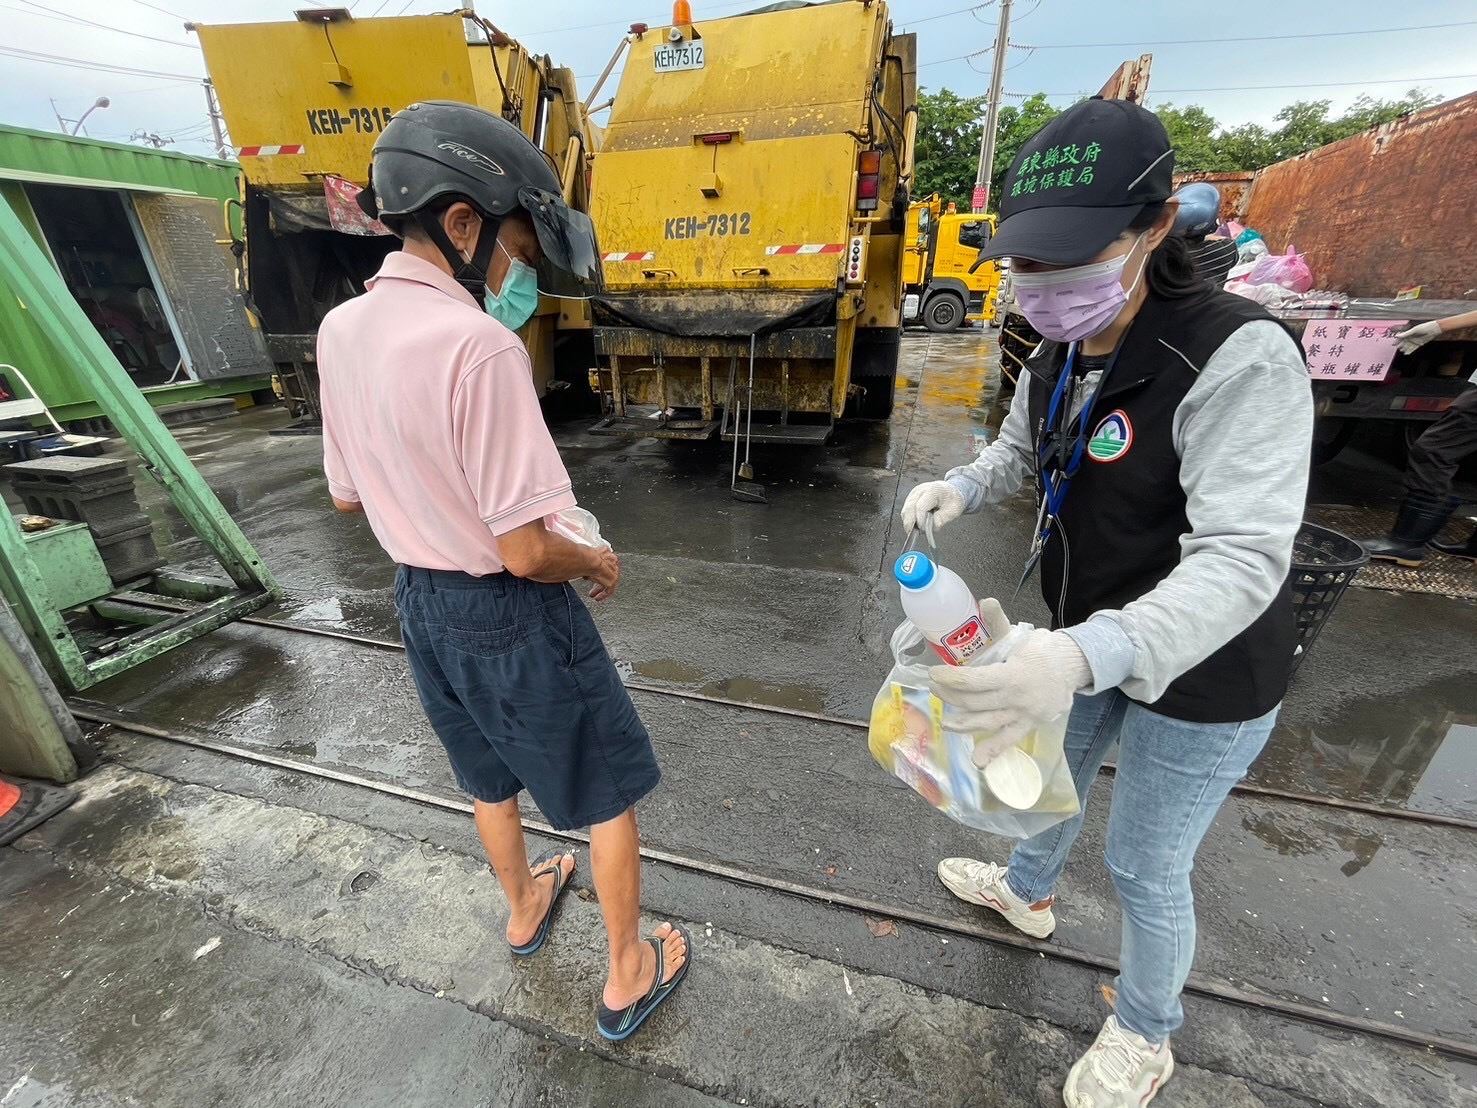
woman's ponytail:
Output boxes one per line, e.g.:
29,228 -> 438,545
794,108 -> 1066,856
1128,203 -> 1204,299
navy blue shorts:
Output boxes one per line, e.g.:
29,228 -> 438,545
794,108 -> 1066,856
395,566 -> 660,831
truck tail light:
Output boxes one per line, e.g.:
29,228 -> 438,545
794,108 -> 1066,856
1390,396 -> 1453,413
673,0 -> 692,24
699,132 -> 733,145
857,148 -> 882,212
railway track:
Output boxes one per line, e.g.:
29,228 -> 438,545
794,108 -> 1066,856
69,602 -> 1477,1063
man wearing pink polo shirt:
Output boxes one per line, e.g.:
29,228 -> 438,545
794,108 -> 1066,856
317,102 -> 690,1042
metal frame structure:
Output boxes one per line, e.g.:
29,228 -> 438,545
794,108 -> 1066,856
0,190 -> 280,691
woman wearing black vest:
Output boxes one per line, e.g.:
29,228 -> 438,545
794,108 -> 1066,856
902,100 -> 1312,1108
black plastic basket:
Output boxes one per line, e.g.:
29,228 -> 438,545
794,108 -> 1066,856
1287,522 -> 1369,671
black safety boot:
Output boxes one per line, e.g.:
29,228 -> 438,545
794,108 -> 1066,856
1432,525 -> 1477,564
1361,496 -> 1451,567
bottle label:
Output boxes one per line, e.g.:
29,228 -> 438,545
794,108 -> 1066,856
928,615 -> 990,665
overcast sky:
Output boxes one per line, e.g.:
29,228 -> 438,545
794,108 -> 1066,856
1,0 -> 1474,156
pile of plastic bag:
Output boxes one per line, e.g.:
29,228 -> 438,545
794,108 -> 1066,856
1223,234 -> 1316,306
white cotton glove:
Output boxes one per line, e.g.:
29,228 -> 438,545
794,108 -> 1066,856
901,480 -> 966,539
928,610 -> 1092,763
1395,321 -> 1442,355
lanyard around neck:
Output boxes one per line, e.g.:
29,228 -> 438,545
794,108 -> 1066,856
1017,339 -> 1125,596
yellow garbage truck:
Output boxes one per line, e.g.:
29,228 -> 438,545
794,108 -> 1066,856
193,9 -> 599,424
901,196 -> 1001,332
587,0 -> 918,445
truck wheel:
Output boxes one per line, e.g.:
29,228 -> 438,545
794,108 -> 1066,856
923,293 -> 965,333
851,327 -> 900,420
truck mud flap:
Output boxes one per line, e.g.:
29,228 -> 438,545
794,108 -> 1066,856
588,415 -> 719,441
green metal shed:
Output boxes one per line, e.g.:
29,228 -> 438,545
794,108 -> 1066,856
0,124 -> 273,423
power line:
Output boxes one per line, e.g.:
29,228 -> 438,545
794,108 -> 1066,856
898,2 -> 994,29
8,0 -> 198,49
994,72 -> 1477,102
920,18 -> 1477,66
1026,17 -> 1477,50
120,0 -> 189,20
0,44 -> 202,80
520,0 -> 755,38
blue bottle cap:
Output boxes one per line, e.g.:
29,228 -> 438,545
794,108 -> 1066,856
893,551 -> 936,590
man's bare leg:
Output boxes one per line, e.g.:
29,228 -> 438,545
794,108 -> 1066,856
473,797 -> 573,948
590,806 -> 687,1008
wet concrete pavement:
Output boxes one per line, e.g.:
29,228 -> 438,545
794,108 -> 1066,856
7,329 -> 1477,1105
8,749 -> 1472,1107
77,616 -> 1477,1045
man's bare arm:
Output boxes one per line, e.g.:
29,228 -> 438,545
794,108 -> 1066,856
498,519 -> 621,601
332,496 -> 364,513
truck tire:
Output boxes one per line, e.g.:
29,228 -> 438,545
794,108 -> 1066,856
548,330 -> 599,419
851,327 -> 900,420
923,292 -> 965,333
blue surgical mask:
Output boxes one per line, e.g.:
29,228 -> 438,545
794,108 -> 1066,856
482,241 -> 539,331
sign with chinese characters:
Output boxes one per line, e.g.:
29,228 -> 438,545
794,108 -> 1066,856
1301,319 -> 1408,382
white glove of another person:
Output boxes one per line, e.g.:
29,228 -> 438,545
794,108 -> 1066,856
928,599 -> 1093,766
1394,321 -> 1442,355
901,480 -> 966,538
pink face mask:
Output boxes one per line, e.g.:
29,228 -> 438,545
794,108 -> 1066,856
1011,233 -> 1149,343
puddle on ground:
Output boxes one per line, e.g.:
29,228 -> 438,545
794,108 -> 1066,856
633,658 -> 709,685
696,675 -> 826,714
630,659 -> 826,714
1253,672 -> 1476,818
290,597 -> 345,626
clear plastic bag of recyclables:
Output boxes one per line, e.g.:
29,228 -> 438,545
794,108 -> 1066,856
548,507 -> 611,551
867,619 -> 1079,839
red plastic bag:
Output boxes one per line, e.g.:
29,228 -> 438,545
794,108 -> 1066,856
1247,245 -> 1314,293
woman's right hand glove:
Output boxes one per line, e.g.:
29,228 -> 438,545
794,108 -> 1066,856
901,480 -> 966,538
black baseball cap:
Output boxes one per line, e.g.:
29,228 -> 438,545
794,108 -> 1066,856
974,98 -> 1174,268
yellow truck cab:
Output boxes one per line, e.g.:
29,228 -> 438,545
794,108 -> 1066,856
902,196 -> 1001,331
586,0 -> 917,444
193,10 -> 598,424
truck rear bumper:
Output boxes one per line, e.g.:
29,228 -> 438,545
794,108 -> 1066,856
594,326 -> 837,359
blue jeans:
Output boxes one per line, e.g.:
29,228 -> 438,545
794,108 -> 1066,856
1005,689 -> 1277,1043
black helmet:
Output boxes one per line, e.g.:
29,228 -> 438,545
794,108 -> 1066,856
1171,182 -> 1221,240
361,100 -> 601,298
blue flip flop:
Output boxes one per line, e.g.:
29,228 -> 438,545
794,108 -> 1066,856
509,849 -> 576,957
596,925 -> 693,1042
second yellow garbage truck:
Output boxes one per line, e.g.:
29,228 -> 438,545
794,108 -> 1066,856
194,9 -> 599,424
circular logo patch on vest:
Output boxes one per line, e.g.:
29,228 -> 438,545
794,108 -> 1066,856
1087,409 -> 1133,463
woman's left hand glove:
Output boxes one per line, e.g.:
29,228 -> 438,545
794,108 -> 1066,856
1394,321 -> 1442,355
928,628 -> 1092,750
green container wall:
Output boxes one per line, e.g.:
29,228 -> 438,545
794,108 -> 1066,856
0,124 -> 265,420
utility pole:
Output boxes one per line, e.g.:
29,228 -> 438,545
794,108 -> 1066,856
972,0 -> 1012,213
203,79 -> 229,159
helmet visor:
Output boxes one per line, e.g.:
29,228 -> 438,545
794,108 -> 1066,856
519,187 -> 603,298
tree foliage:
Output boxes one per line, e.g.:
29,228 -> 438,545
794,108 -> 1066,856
913,88 -> 986,203
915,87 -> 1442,208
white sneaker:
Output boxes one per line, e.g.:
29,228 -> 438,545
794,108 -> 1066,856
1063,1015 -> 1174,1108
936,858 -> 1056,939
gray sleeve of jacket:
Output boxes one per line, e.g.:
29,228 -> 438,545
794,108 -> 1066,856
942,369 -> 1037,510
1062,320 -> 1314,704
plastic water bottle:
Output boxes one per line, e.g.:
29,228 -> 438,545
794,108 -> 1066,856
893,551 -> 991,665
